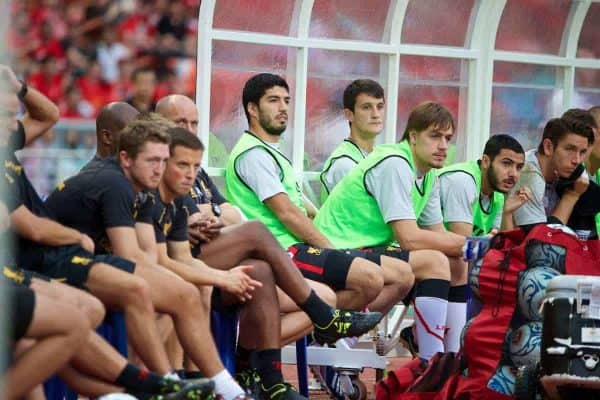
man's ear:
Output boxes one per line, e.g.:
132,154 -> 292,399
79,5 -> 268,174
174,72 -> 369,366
481,154 -> 491,169
542,138 -> 554,156
100,129 -> 112,145
409,130 -> 417,145
343,108 -> 354,123
247,102 -> 259,119
119,150 -> 131,168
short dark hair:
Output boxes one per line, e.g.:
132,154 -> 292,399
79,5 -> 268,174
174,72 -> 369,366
119,119 -> 170,159
167,127 -> 204,153
242,73 -> 289,123
537,117 -> 595,154
401,102 -> 455,141
131,67 -> 156,82
343,79 -> 384,111
562,108 -> 598,130
483,134 -> 524,161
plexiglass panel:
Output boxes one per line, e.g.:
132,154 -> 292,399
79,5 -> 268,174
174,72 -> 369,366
491,62 -> 560,151
577,3 -> 600,58
309,0 -> 390,42
573,68 -> 600,109
213,0 -> 295,35
401,0 -> 474,47
496,0 -> 571,55
396,56 -> 467,164
305,49 -> 382,172
209,41 -> 293,168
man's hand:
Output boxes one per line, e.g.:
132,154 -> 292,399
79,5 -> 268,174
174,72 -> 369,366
503,187 -> 533,215
203,216 -> 224,240
79,233 -> 95,254
221,265 -> 263,303
188,215 -> 224,245
568,171 -> 590,197
0,65 -> 22,93
462,236 -> 492,262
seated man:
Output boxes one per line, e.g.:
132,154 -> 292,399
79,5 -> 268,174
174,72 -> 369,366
510,117 -> 593,231
0,66 -> 190,380
320,79 -> 384,203
45,118 -> 248,400
438,134 -> 530,237
226,73 -> 414,317
137,127 -> 344,399
315,102 -> 482,361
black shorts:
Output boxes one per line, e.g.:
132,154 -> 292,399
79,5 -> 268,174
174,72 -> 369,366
33,245 -> 136,289
2,265 -> 50,287
288,243 -> 379,291
9,283 -> 36,341
359,245 -> 410,263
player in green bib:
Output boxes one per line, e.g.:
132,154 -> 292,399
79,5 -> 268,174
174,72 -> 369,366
438,134 -> 530,238
320,79 -> 384,203
315,102 -> 490,361
226,73 -> 414,327
584,107 -> 600,184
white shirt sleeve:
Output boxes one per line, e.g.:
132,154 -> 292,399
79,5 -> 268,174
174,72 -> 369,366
234,147 -> 286,202
364,157 -> 416,223
323,157 -> 358,194
439,172 -> 478,225
418,177 -> 443,227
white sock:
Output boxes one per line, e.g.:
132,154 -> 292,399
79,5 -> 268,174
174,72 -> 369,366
444,301 -> 467,352
164,371 -> 181,381
211,369 -> 245,400
413,296 -> 448,360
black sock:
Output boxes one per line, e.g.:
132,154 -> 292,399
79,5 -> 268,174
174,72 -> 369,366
115,363 -> 180,394
184,370 -> 205,379
235,345 -> 254,373
299,290 -> 334,327
255,349 -> 284,388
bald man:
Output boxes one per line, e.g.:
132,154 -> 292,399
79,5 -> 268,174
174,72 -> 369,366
156,95 -> 242,229
83,101 -> 140,171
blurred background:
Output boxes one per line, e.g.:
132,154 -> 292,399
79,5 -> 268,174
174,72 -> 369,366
4,0 -> 599,203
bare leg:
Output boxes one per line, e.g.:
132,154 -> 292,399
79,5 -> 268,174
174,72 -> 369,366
86,263 -> 172,374
6,292 -> 89,400
368,256 -> 415,315
335,258 -> 383,309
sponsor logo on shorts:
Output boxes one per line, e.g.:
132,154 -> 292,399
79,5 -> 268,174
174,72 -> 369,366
3,266 -> 24,284
4,160 -> 22,174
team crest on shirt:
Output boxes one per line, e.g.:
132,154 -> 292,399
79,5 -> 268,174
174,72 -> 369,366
307,247 -> 322,256
4,160 -> 22,175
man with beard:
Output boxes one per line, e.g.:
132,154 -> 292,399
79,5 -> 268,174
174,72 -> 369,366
438,134 -> 530,237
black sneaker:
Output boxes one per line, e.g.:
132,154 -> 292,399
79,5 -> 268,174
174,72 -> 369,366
313,309 -> 382,345
235,369 -> 261,397
399,325 -> 419,358
164,378 -> 215,400
260,382 -> 306,400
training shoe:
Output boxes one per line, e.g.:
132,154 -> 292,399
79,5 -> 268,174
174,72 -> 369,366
399,325 -> 419,358
235,369 -> 261,398
313,309 -> 382,345
164,378 -> 215,400
260,382 -> 306,400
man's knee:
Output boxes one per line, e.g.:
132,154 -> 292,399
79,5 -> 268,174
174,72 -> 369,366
409,249 -> 451,281
349,258 -> 384,300
79,291 -> 106,328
